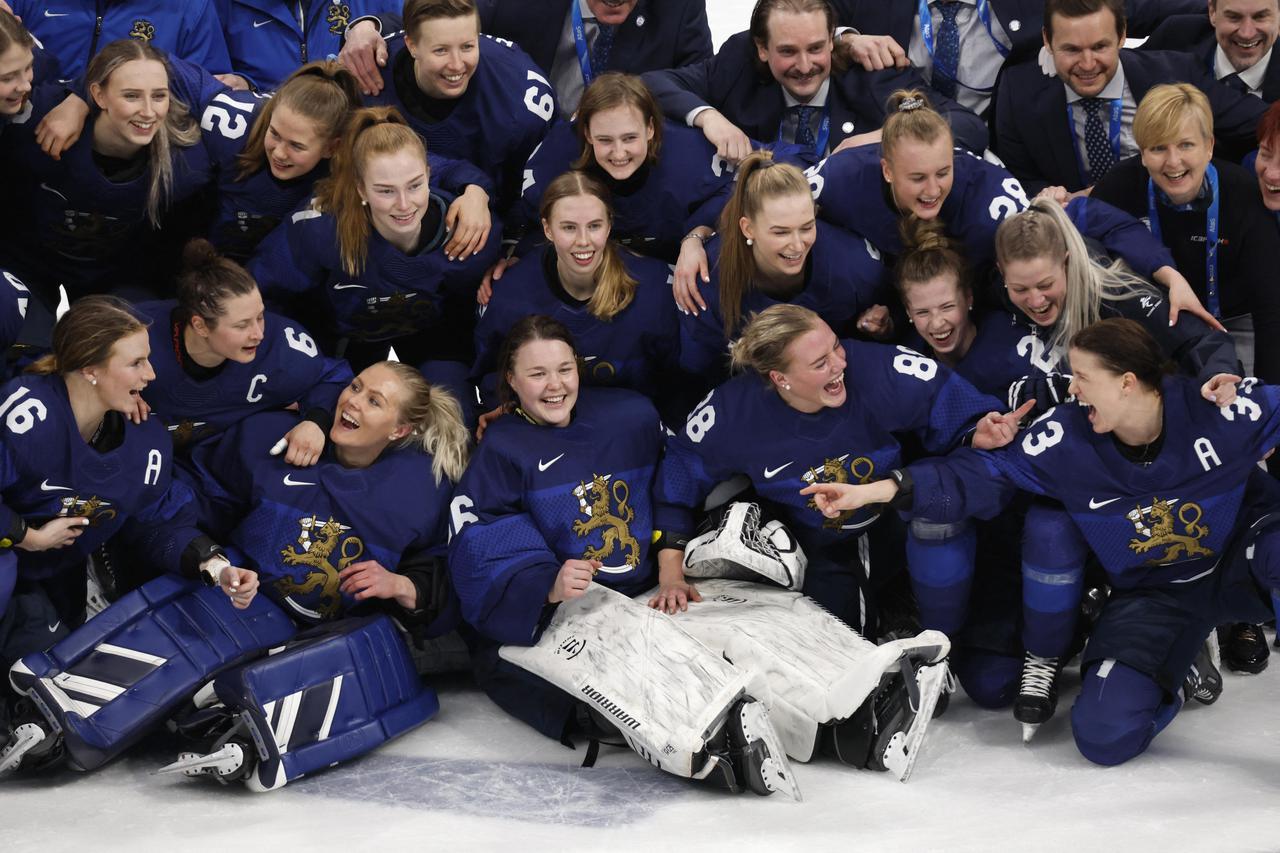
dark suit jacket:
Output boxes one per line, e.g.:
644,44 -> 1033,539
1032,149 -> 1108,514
993,48 -> 1267,193
641,30 -> 990,153
1142,13 -> 1280,103
475,0 -> 712,77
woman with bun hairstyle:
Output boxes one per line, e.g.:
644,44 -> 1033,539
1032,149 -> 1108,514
136,239 -> 352,463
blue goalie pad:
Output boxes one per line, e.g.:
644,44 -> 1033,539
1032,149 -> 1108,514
214,614 -> 439,792
8,574 -> 297,772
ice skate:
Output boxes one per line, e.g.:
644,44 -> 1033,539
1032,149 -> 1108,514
159,713 -> 255,785
726,698 -> 801,800
1014,652 -> 1061,743
0,698 -> 62,780
1182,639 -> 1224,706
1218,622 -> 1269,675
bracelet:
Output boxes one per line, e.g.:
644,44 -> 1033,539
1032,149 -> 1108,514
682,230 -> 712,246
199,555 -> 230,587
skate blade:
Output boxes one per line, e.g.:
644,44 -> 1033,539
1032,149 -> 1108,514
1021,722 -> 1040,744
885,661 -> 947,782
0,724 -> 45,776
155,744 -> 244,778
739,701 -> 803,802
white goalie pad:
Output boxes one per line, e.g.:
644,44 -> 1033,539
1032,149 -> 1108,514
500,584 -> 759,781
668,579 -> 950,763
682,502 -> 807,590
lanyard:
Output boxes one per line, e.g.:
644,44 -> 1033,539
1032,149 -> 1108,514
1147,163 -> 1221,317
1068,97 -> 1122,185
571,1 -> 603,86
918,0 -> 1010,92
777,99 -> 832,155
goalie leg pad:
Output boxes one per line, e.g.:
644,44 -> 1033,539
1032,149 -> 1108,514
669,579 -> 949,767
500,584 -> 798,797
683,503 -> 807,590
8,575 -> 297,772
208,614 -> 438,792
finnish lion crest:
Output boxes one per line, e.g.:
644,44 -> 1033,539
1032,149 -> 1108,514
571,473 -> 640,570
128,20 -> 156,42
275,515 -> 365,619
60,495 -> 117,526
327,3 -> 352,33
1127,497 -> 1212,565
802,454 -> 874,528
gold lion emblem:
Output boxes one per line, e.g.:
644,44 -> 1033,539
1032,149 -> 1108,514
60,495 -> 117,526
802,454 -> 874,529
571,473 -> 640,568
275,515 -> 365,618
129,20 -> 156,42
327,3 -> 352,33
1127,497 -> 1212,565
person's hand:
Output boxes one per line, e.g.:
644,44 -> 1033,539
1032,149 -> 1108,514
474,403 -> 508,442
0,1 -> 16,18
1154,266 -> 1225,331
15,516 -> 89,551
339,20 -> 389,96
831,129 -> 883,154
694,109 -> 752,166
477,255 -> 518,305
855,304 -> 893,339
214,73 -> 252,91
338,559 -> 417,608
276,420 -> 326,466
835,32 -> 908,71
647,579 -> 702,614
1201,372 -> 1241,408
972,399 -> 1037,450
801,479 -> 897,517
1035,185 -> 1071,207
444,184 -> 492,261
673,235 -> 710,315
124,391 -> 151,425
219,565 -> 259,609
34,94 -> 90,160
547,559 -> 601,603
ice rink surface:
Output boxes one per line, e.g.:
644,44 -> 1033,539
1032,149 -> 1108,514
4,4 -> 1278,852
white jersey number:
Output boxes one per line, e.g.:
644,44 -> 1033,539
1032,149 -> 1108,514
200,93 -> 255,140
685,392 -> 716,443
0,386 -> 46,435
1021,419 -> 1064,456
284,327 -> 319,358
988,177 -> 1029,221
892,346 -> 938,381
523,70 -> 554,122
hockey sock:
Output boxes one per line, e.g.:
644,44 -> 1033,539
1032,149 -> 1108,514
905,519 -> 976,636
1021,504 -> 1088,658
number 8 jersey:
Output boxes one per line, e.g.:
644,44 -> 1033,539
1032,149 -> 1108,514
654,339 -> 1003,549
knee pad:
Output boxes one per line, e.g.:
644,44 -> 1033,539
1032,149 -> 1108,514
9,575 -> 296,772
1070,660 -> 1171,767
209,614 -> 438,792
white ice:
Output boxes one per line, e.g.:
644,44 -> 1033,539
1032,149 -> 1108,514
4,5 -> 1278,851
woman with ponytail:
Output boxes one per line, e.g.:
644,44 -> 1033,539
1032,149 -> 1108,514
802,89 -> 1214,328
135,238 -> 352,462
201,60 -> 493,263
0,295 -> 256,673
472,170 -> 679,414
248,105 -> 502,373
676,149 -> 890,383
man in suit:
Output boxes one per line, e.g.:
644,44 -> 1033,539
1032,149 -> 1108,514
832,0 -> 1204,118
1144,0 -> 1280,101
338,0 -> 711,116
641,0 -> 988,164
994,0 -> 1265,195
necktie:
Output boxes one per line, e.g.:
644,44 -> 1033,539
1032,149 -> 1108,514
793,105 -> 818,149
1082,98 -> 1116,183
1222,72 -> 1251,94
591,23 -> 615,74
931,2 -> 963,99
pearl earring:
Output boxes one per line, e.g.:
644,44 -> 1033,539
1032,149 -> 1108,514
783,383 -> 791,390
89,377 -> 97,386
361,199 -> 368,207
746,238 -> 753,246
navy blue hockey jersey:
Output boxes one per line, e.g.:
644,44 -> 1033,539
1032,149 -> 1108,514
911,376 -> 1280,589
184,411 -> 453,623
680,223 -> 891,377
903,309 -> 1047,402
473,245 -> 679,407
135,300 -> 351,449
655,340 -> 1002,548
0,373 -> 201,583
0,269 -> 30,366
448,387 -> 662,645
509,118 -> 734,261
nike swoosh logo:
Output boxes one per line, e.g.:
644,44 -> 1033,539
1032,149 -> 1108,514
763,462 -> 793,479
333,283 -> 367,290
39,182 -> 68,201
253,19 -> 271,27
40,479 -> 73,491
1089,496 -> 1123,509
283,474 -> 316,486
538,453 -> 564,472
48,621 -> 61,633
44,10 -> 69,16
